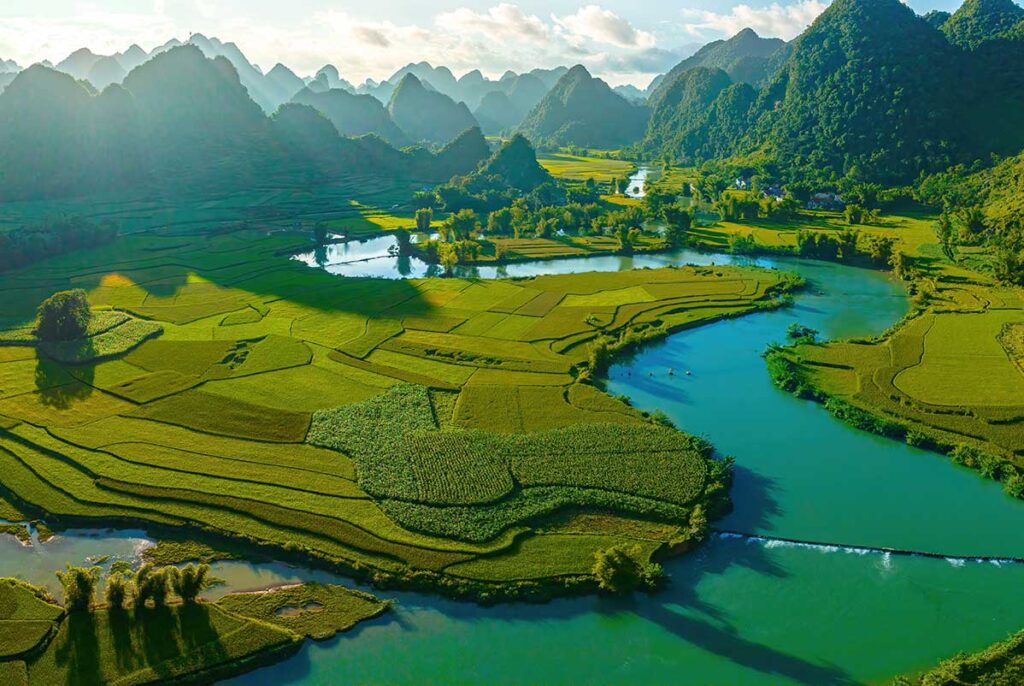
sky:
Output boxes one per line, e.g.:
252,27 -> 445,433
1,1 -> 966,87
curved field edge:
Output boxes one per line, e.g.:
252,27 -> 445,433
0,228 -> 799,601
765,277 -> 1024,499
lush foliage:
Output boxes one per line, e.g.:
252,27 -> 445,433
592,544 -> 663,593
55,564 -> 100,612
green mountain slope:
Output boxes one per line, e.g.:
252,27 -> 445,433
643,67 -> 756,164
517,65 -> 648,149
648,29 -> 789,107
476,134 -> 552,191
292,86 -> 409,146
941,0 -> 1024,48
387,73 -> 479,145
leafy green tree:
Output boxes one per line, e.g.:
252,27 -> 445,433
587,337 -> 613,376
104,572 -> 132,610
643,187 -> 675,219
36,289 -> 91,342
889,251 -> 914,280
934,212 -> 959,261
444,209 -> 479,241
956,206 -> 987,242
413,191 -> 436,210
616,224 -> 633,255
662,204 -> 693,248
56,564 -> 101,612
169,563 -> 212,604
437,243 -> 459,276
844,204 -> 866,225
134,564 -> 172,608
592,545 -> 662,593
415,208 -> 433,233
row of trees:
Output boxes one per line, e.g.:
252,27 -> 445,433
57,562 -> 213,612
0,216 -> 116,274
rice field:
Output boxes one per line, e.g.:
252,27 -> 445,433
0,225 -> 791,591
0,576 -> 390,685
788,281 -> 1024,465
537,153 -> 635,183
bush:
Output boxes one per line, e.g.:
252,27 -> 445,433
55,564 -> 100,612
35,289 -> 92,342
592,545 -> 661,593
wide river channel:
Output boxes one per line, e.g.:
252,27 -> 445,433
4,243 -> 1024,685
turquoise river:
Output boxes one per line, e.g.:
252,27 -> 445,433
4,246 -> 1024,685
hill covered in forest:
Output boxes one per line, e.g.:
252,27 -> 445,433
517,65 -> 649,149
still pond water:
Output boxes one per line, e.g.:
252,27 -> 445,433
6,247 -> 1024,685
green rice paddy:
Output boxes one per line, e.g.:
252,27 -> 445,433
0,226 -> 792,595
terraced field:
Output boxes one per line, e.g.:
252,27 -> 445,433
781,280 -> 1024,473
0,227 -> 794,595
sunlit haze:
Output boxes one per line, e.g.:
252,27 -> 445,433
2,0 -> 960,86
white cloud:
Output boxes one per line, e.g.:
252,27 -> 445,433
0,3 -> 691,88
683,0 -> 830,41
435,4 -> 550,44
555,5 -> 656,49
351,26 -> 391,48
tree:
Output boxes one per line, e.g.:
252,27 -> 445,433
587,337 -> 613,376
616,224 -> 633,255
415,207 -> 433,233
134,564 -> 172,608
437,243 -> 459,276
169,563 -> 212,604
592,545 -> 662,593
844,204 -> 866,225
956,206 -> 986,242
394,228 -> 412,256
312,222 -> 328,245
412,191 -> 436,210
890,250 -> 914,280
104,572 -> 132,610
444,209 -> 479,241
56,564 -> 101,612
934,212 -> 959,261
662,204 -> 693,248
35,289 -> 91,341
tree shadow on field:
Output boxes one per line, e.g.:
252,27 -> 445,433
55,612 -> 102,685
108,607 -> 141,673
35,353 -> 94,410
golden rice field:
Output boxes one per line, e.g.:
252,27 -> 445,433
787,280 -> 1024,465
0,227 -> 793,594
537,153 -> 635,183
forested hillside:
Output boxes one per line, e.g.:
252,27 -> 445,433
640,0 -> 1024,185
0,46 -> 488,202
518,65 -> 649,149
